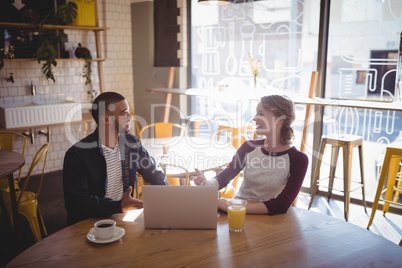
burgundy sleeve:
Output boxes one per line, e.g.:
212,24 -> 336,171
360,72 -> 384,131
263,149 -> 308,215
214,140 -> 260,190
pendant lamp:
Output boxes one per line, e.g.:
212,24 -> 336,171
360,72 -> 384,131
198,0 -> 231,6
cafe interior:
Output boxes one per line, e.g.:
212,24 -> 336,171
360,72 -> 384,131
0,0 -> 402,266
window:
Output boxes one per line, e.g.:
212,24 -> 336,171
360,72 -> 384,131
323,0 -> 402,202
190,0 -> 320,185
190,0 -> 402,206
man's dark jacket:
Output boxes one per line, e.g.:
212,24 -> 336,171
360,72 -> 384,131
63,129 -> 167,225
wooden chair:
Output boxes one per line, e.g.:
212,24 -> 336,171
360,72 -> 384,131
0,131 -> 27,192
367,147 -> 402,230
0,143 -> 49,242
139,122 -> 185,139
181,114 -> 212,138
216,121 -> 256,149
159,163 -> 190,186
133,174 -> 148,200
128,103 -> 141,137
218,136 -> 247,199
133,163 -> 190,200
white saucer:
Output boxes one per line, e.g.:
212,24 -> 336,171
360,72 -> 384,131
87,226 -> 125,244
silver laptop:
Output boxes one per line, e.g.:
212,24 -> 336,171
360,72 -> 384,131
142,185 -> 218,229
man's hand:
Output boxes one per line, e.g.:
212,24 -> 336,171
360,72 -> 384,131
190,168 -> 207,186
121,186 -> 143,212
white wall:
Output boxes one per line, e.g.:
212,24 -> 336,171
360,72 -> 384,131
0,0 -> 134,178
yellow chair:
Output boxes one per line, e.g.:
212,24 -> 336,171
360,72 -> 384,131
181,114 -> 212,137
137,122 -> 185,196
139,122 -> 185,139
133,163 -> 190,200
133,174 -> 149,200
0,131 -> 27,192
0,143 -> 49,242
128,103 -> 141,137
218,136 -> 246,199
367,147 -> 402,230
217,122 -> 256,149
159,163 -> 190,186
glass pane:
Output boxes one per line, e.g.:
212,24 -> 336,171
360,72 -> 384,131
190,0 -> 321,187
325,0 -> 402,202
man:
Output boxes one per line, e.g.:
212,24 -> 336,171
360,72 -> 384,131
63,92 -> 167,225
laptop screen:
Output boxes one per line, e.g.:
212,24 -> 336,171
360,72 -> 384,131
142,185 -> 219,229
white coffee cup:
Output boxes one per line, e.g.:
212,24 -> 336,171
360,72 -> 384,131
94,219 -> 116,240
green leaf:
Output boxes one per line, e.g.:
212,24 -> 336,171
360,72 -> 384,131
57,2 -> 78,25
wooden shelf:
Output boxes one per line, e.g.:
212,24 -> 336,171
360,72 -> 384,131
1,0 -> 106,93
0,22 -> 109,31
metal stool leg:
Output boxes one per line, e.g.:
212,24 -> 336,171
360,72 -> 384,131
367,151 -> 392,229
358,144 -> 367,213
328,145 -> 340,202
392,174 -> 402,204
382,156 -> 401,216
308,140 -> 326,210
343,142 -> 353,221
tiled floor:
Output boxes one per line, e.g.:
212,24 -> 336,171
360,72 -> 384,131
296,191 -> 402,245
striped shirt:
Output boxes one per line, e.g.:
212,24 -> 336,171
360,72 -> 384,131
102,143 -> 123,200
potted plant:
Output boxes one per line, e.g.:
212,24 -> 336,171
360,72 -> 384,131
0,45 -> 15,71
74,43 -> 92,85
35,2 -> 78,82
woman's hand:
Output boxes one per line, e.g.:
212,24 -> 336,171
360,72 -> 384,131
190,168 -> 207,186
218,199 -> 228,212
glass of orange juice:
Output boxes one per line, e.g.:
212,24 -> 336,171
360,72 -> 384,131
227,199 -> 247,232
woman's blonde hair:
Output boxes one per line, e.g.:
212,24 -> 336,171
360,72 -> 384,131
260,95 -> 295,145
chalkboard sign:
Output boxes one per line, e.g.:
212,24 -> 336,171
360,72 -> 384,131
154,0 -> 181,67
0,0 -> 67,59
0,0 -> 65,23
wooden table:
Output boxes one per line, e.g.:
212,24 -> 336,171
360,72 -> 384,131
145,88 -> 188,123
0,150 -> 25,248
149,87 -> 402,151
7,207 -> 402,267
148,87 -> 402,112
141,137 -> 236,176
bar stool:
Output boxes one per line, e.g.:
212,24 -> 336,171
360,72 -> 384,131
367,147 -> 402,230
308,134 -> 367,221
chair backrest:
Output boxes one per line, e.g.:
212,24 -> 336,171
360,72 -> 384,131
128,103 -> 141,136
159,162 -> 190,186
0,131 -> 27,154
183,114 -> 213,138
0,131 -> 28,181
140,123 -> 185,139
18,143 -> 49,203
229,135 -> 247,150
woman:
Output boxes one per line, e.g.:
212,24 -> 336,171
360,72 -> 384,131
191,95 -> 308,215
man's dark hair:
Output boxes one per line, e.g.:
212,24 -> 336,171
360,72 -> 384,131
91,92 -> 125,125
